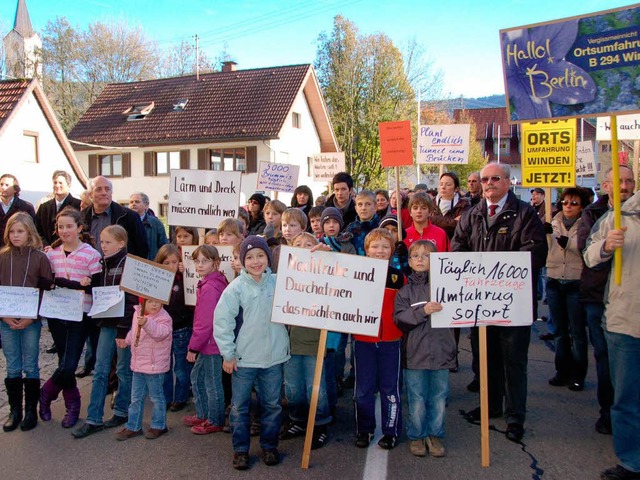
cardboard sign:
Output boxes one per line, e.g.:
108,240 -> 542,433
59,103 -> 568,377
417,124 -> 470,164
500,5 -> 640,122
576,140 -> 596,176
379,121 -> 414,167
39,288 -> 85,322
429,252 -> 533,328
521,120 -> 576,187
596,115 -> 640,141
0,286 -> 39,319
120,254 -> 175,304
182,245 -> 235,306
168,169 -> 242,229
271,246 -> 387,336
89,286 -> 124,318
312,153 -> 345,182
257,161 -> 300,193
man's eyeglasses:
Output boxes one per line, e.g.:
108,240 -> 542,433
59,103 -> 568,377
561,200 -> 580,206
480,175 -> 503,184
410,254 -> 430,261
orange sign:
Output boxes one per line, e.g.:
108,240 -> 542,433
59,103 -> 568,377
379,121 -> 413,167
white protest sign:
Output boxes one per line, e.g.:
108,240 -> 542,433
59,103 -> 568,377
271,246 -> 387,336
182,245 -> 235,306
596,114 -> 640,141
120,255 -> 175,304
429,251 -> 533,328
312,152 -> 345,182
257,162 -> 300,193
576,140 -> 596,176
0,287 -> 40,319
89,286 -> 124,318
39,288 -> 84,322
417,124 -> 470,164
168,169 -> 242,229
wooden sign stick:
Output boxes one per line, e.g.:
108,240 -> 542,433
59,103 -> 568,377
134,298 -> 146,347
301,329 -> 328,469
395,166 -> 403,239
479,325 -> 490,467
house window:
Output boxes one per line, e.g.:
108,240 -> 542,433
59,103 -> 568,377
100,154 -> 123,177
156,151 -> 180,175
307,156 -> 313,177
292,112 -> 301,128
23,131 -> 39,163
494,139 -> 510,156
210,148 -> 247,172
159,203 -> 169,217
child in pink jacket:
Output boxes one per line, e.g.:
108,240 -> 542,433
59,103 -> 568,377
116,299 -> 172,441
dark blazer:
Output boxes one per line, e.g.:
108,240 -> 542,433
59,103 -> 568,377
0,196 -> 37,247
36,194 -> 82,246
82,201 -> 148,259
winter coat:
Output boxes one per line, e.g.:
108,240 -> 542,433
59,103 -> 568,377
431,194 -> 471,239
394,271 -> 457,370
36,194 -> 82,246
0,197 -> 36,247
404,222 -> 450,254
142,214 -> 168,261
214,268 -> 290,368
577,195 -> 610,304
188,271 -> 228,355
451,191 -> 548,271
165,272 -> 194,331
82,201 -> 148,259
126,304 -> 172,374
546,211 -> 584,281
345,215 -> 380,256
584,191 -> 640,339
0,247 -> 53,291
324,194 -> 357,229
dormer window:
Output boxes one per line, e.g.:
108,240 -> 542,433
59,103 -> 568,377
123,102 -> 155,121
173,99 -> 189,111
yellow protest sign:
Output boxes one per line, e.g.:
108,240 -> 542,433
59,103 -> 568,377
521,120 -> 576,187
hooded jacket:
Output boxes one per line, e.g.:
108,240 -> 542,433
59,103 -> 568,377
188,270 -> 228,355
126,304 -> 172,374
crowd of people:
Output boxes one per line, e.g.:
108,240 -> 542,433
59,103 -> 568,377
0,164 -> 638,478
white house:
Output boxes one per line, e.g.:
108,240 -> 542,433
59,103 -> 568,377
0,78 -> 87,205
69,63 -> 340,216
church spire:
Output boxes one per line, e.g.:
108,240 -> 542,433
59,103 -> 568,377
13,0 -> 34,37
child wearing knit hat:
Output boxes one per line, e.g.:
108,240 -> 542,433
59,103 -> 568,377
213,236 -> 289,470
319,207 -> 356,254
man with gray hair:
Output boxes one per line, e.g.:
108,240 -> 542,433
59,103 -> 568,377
129,192 -> 168,260
36,170 -> 82,246
463,172 -> 482,206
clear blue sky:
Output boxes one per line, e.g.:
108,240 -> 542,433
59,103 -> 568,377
1,0 -> 631,98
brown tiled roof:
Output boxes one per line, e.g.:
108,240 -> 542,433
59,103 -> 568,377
70,64 -> 322,148
453,107 -> 516,141
0,79 -> 31,128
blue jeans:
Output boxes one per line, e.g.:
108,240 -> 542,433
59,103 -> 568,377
163,327 -> 193,403
0,320 -> 41,379
336,333 -> 353,380
190,353 -> 224,426
324,350 -> 337,411
547,279 -> 588,383
230,363 -> 283,453
86,327 -> 132,425
404,368 -> 449,440
48,317 -> 85,388
126,372 -> 166,431
284,355 -> 331,426
354,340 -> 402,437
606,330 -> 640,472
583,302 -> 613,416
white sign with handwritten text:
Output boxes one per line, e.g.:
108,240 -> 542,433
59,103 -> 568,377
0,287 -> 40,319
182,245 -> 235,306
417,124 -> 470,164
39,288 -> 85,322
89,286 -> 124,318
312,153 -> 346,182
257,162 -> 300,193
120,255 -> 175,304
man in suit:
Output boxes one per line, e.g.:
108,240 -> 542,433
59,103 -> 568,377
0,174 -> 36,247
36,170 -> 82,247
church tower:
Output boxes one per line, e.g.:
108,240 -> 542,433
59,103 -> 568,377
3,0 -> 42,79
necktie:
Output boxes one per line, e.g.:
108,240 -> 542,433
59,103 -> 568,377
489,204 -> 498,217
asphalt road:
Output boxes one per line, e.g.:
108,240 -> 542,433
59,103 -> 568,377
0,309 -> 617,480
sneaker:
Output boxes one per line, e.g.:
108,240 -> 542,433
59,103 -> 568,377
233,452 -> 250,471
409,439 -> 427,457
169,402 -> 187,412
72,422 -> 104,439
377,434 -> 397,450
104,415 -> 128,429
595,415 -> 612,435
182,415 -> 206,427
279,421 -> 306,440
355,432 -> 373,448
191,420 -> 224,435
115,427 -> 142,441
426,436 -> 445,457
600,465 -> 640,480
145,427 -> 168,439
262,448 -> 280,466
311,426 -> 328,450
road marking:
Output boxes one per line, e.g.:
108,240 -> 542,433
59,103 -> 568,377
362,395 -> 388,480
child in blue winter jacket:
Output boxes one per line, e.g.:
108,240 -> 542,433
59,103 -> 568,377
214,236 -> 290,471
